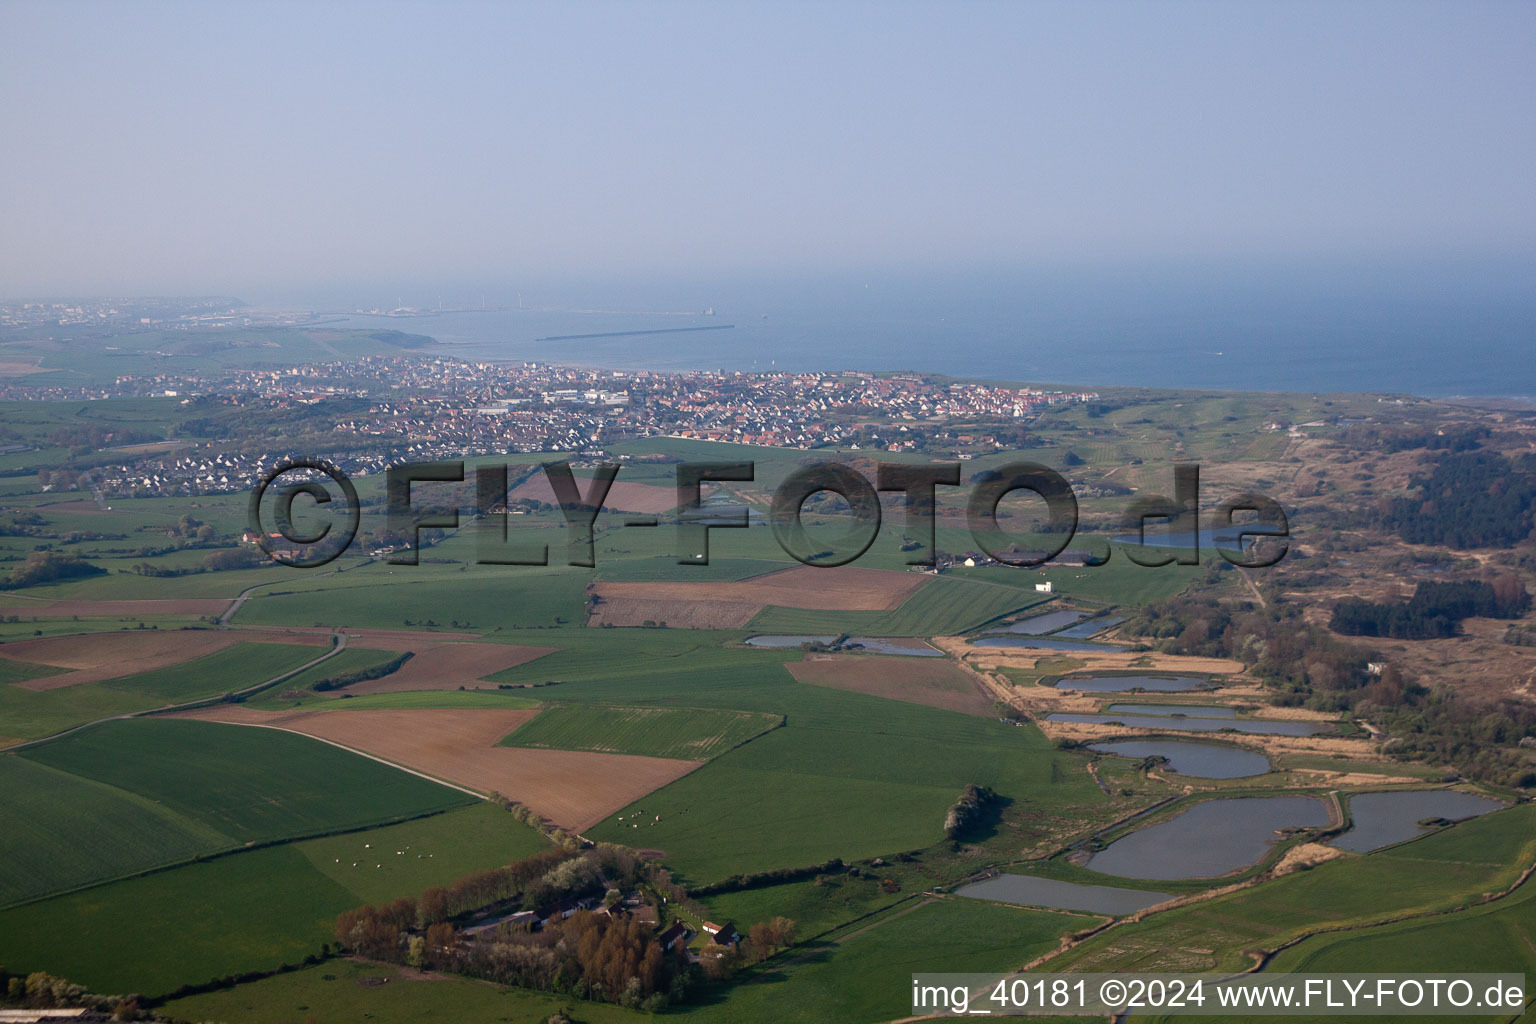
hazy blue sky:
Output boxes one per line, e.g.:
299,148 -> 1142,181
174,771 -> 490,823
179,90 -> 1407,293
2,1 -> 1533,299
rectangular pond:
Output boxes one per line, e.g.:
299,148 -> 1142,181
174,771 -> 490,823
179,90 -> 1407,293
1329,790 -> 1508,853
957,873 -> 1172,915
1087,796 -> 1331,880
743,635 -> 943,656
1104,703 -> 1237,718
744,634 -> 836,648
970,636 -> 1117,653
1053,675 -> 1209,694
992,609 -> 1087,634
1109,526 -> 1281,554
1088,739 -> 1271,779
1053,616 -> 1126,639
1048,712 -> 1330,737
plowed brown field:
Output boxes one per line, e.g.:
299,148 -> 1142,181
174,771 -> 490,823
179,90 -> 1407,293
172,706 -> 699,831
341,642 -> 558,694
0,628 -> 329,690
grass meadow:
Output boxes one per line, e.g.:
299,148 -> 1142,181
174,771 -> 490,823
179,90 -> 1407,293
499,704 -> 782,759
1051,802 -> 1536,974
0,641 -> 322,741
587,687 -> 1107,885
0,803 -> 552,997
675,898 -> 1095,1024
747,573 -> 1047,635
162,959 -> 645,1024
20,719 -> 476,844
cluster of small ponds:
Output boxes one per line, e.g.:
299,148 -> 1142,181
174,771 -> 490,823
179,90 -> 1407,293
958,790 -> 1506,912
1042,673 -> 1334,736
750,628 -> 1507,917
971,608 -> 1127,651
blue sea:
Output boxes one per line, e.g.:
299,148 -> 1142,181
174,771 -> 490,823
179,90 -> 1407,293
288,260 -> 1536,398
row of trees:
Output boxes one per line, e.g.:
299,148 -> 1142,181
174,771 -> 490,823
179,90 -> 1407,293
1331,578 -> 1530,639
0,968 -> 139,1020
337,844 -> 649,950
4,550 -> 106,588
313,651 -> 414,691
687,858 -> 845,898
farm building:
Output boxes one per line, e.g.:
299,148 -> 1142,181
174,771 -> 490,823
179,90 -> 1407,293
702,920 -> 740,946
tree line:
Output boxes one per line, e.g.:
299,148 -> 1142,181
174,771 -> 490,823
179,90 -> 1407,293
313,651 -> 414,691
1330,578 -> 1530,639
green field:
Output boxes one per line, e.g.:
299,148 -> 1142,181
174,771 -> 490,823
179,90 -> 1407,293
0,842 -> 359,995
486,627 -> 787,689
499,704 -> 782,759
0,801 -> 550,996
0,756 -> 228,907
162,959 -> 645,1024
698,870 -> 910,942
1265,873 -> 1536,975
588,688 -> 1108,886
677,898 -> 1096,1024
308,688 -> 543,710
1051,802 -> 1536,975
296,801 -> 552,905
248,646 -> 405,700
19,719 -> 476,845
747,574 -> 1045,636
235,568 -> 591,631
0,641 -> 324,741
157,892 -> 1094,1024
0,657 -> 65,687
1136,875 -> 1536,1023
0,718 -> 478,908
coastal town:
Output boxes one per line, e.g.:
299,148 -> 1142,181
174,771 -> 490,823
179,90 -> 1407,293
13,350 -> 1097,498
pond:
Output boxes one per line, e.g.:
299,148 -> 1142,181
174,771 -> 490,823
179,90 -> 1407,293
1047,712 -> 1330,737
1053,674 -> 1208,693
1053,616 -> 1126,639
970,636 -> 1117,653
1110,526 -> 1280,553
742,635 -> 943,656
992,609 -> 1087,634
1088,738 -> 1271,779
842,637 -> 944,657
1329,790 -> 1507,853
744,634 -> 836,648
957,873 -> 1172,915
1104,703 -> 1237,718
1087,796 -> 1331,880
